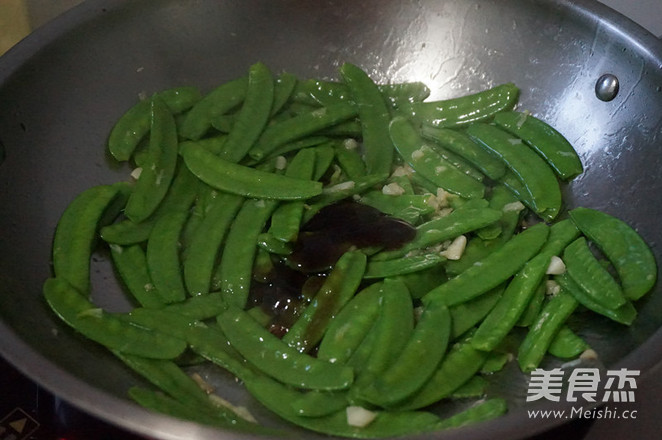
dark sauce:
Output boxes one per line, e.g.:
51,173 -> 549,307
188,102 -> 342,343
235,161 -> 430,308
247,200 -> 417,336
289,200 -> 417,272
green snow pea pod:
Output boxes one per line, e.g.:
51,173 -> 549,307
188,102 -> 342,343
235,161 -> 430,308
364,254 -> 445,279
494,111 -> 583,180
52,182 -> 130,295
335,143 -> 367,179
256,232 -> 293,255
125,97 -> 179,223
423,222 -> 549,306
182,192 -> 244,296
472,252 -> 552,351
43,277 -> 186,359
302,173 -> 389,222
516,281 -> 546,327
283,251 -> 367,353
404,83 -> 519,128
317,282 -> 384,364
109,244 -> 165,309
114,352 -> 216,408
179,76 -> 248,140
260,136 -> 331,162
108,86 -> 201,162
396,336 -> 489,410
568,207 -> 657,301
351,279 -> 414,392
449,285 -> 504,339
548,326 -> 589,359
146,211 -> 189,304
248,101 -> 358,161
271,71 -> 298,116
517,289 -> 578,372
357,191 -> 435,224
185,323 -> 255,380
340,63 -> 394,175
539,218 -> 580,256
372,201 -> 501,261
449,375 -> 489,399
122,308 -> 199,340
100,164 -> 199,245
563,237 -> 627,310
218,62 -> 274,163
390,116 -> 485,199
181,142 -> 323,200
435,398 -> 507,430
127,387 -> 264,431
466,122 -> 562,220
555,273 -> 636,325
268,148 -> 317,242
421,126 -> 506,180
428,142 -> 486,182
218,307 -> 354,391
218,198 -> 278,309
243,374 -> 440,438
357,299 -> 451,407
290,390 -> 349,418
381,81 -> 431,112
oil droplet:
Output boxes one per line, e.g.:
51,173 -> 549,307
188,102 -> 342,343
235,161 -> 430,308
595,74 -> 619,102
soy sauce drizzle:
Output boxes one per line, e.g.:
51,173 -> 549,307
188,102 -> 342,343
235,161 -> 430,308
248,200 -> 417,336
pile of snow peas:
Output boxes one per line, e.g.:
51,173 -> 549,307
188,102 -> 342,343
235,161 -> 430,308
43,61 -> 657,438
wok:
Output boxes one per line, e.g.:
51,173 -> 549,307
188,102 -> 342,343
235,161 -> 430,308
0,0 -> 661,439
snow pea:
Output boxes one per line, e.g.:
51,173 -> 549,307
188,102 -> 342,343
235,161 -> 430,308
218,307 -> 354,390
555,273 -> 636,325
449,285 -> 504,339
302,173 -> 389,222
390,116 -> 485,199
43,277 -> 186,359
358,191 -> 435,224
466,122 -> 562,221
563,237 -> 627,310
357,299 -> 451,407
569,207 -> 657,301
351,279 -> 413,394
217,198 -> 278,309
494,111 -> 583,180
271,71 -> 297,116
421,126 -> 507,180
146,211 -> 189,304
243,374 -> 440,438
109,244 -> 165,309
516,281 -> 546,327
404,83 -> 519,128
290,390 -> 349,418
340,63 -> 394,175
317,282 -> 384,364
179,76 -> 248,140
423,222 -> 549,306
108,86 -> 201,162
372,201 -> 501,261
100,164 -> 199,245
472,252 -> 551,351
268,148 -> 317,242
218,62 -> 274,163
539,218 -> 580,256
182,192 -> 244,296
548,326 -> 589,359
364,254 -> 445,279
335,143 -> 367,179
52,182 -> 129,295
248,101 -> 358,161
517,289 -> 578,372
181,142 -> 323,200
283,251 -> 367,353
125,97 -> 179,223
396,336 -> 489,410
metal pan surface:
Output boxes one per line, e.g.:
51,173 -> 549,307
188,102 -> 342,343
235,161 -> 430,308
0,0 -> 661,439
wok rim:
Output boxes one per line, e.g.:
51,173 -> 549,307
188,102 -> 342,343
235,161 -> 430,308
1,0 -> 661,439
